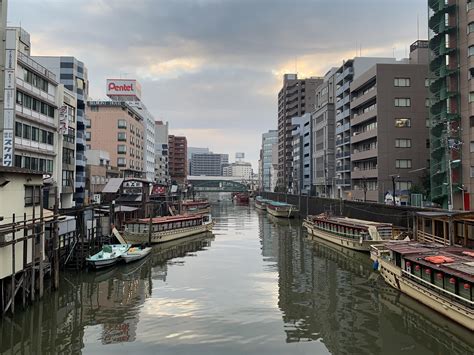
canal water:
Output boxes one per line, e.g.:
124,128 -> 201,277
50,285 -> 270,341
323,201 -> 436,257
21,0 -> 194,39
1,202 -> 473,354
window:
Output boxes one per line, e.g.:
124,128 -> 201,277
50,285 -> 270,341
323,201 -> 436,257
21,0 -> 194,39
426,118 -> 430,128
394,78 -> 410,87
426,139 -> 430,148
395,118 -> 411,128
47,160 -> 53,173
32,127 -> 39,142
23,124 -> 31,139
62,170 -> 74,186
469,22 -> 474,34
117,157 -> 127,167
47,131 -> 54,145
396,159 -> 412,169
118,132 -> 127,141
469,45 -> 474,56
85,119 -> 91,128
395,138 -> 411,148
117,145 -> 127,154
24,186 -> 40,206
471,141 -> 474,153
471,167 -> 474,178
469,92 -> 474,103
63,148 -> 74,164
15,122 -> 22,137
85,131 -> 91,141
396,181 -> 412,191
118,119 -> 127,128
425,98 -> 431,107
40,130 -> 47,144
395,98 -> 411,107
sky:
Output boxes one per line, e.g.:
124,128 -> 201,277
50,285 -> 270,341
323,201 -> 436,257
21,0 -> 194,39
9,0 -> 428,169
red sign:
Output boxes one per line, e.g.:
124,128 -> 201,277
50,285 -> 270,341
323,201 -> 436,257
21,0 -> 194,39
108,82 -> 134,92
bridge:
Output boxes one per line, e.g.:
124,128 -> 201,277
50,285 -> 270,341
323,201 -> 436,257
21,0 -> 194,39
187,176 -> 249,193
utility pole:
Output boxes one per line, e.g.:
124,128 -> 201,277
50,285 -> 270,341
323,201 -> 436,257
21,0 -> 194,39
391,175 -> 398,206
362,176 -> 367,202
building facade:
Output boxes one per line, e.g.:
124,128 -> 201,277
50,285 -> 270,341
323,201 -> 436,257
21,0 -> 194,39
223,161 -> 253,180
277,74 -> 323,192
190,152 -> 228,176
86,101 -> 145,178
349,43 -> 430,203
334,57 -> 398,198
428,0 -> 473,210
312,68 -> 337,197
154,120 -> 169,185
261,130 -> 278,191
33,56 -> 89,206
1,28 -> 58,181
168,135 -> 187,185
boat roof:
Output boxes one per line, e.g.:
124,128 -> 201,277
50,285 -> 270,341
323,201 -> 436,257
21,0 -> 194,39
311,215 -> 392,228
268,201 -> 294,207
132,214 -> 206,224
182,200 -> 209,206
385,241 -> 474,282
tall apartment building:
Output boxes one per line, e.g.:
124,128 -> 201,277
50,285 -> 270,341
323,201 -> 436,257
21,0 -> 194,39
86,101 -> 145,178
277,74 -> 323,192
155,120 -> 169,185
349,42 -> 430,203
428,0 -> 474,210
190,152 -> 228,176
312,68 -> 337,197
291,113 -> 312,194
1,28 -> 59,180
223,161 -> 253,180
168,135 -> 187,185
34,56 -> 89,206
335,57 -> 398,198
260,130 -> 278,191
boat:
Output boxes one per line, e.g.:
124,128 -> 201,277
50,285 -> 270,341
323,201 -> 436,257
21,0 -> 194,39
254,196 -> 271,210
121,246 -> 152,263
266,201 -> 298,218
370,241 -> 474,331
234,193 -> 249,203
123,213 -> 214,244
302,213 -> 392,252
86,244 -> 131,269
181,199 -> 211,215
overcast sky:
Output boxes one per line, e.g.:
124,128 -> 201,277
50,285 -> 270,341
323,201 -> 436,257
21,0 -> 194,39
10,0 -> 428,169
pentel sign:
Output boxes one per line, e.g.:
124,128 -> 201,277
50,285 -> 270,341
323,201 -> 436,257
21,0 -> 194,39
106,79 -> 141,100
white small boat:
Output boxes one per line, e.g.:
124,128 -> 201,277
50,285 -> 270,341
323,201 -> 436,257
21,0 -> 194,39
86,244 -> 131,269
121,246 -> 152,263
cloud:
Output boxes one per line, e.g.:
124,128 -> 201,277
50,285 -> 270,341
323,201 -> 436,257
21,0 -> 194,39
9,0 -> 429,168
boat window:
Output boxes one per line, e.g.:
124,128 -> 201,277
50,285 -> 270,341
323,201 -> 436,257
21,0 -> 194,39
395,253 -> 402,267
459,282 -> 472,301
444,275 -> 456,294
422,267 -> 432,283
413,264 -> 422,278
434,272 -> 444,288
159,224 -> 164,231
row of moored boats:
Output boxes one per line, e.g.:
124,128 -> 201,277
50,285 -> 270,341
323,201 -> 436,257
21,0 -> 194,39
254,196 -> 474,331
254,196 -> 299,218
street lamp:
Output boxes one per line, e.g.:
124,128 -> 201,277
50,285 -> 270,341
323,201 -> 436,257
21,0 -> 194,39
390,174 -> 400,206
446,159 -> 461,211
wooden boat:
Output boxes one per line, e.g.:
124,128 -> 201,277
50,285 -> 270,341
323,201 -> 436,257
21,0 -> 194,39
234,193 -> 249,203
254,196 -> 271,210
303,213 -> 392,252
86,244 -> 131,269
370,241 -> 474,331
121,246 -> 152,263
123,214 -> 214,244
182,199 -> 211,215
266,201 -> 298,218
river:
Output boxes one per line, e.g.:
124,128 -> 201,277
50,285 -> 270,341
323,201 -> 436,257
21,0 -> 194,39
0,202 -> 472,354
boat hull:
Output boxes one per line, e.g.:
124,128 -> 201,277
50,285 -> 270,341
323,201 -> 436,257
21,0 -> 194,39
122,247 -> 152,263
87,257 -> 119,269
254,201 -> 267,210
266,206 -> 298,218
124,222 -> 214,244
377,258 -> 474,331
303,220 -> 381,252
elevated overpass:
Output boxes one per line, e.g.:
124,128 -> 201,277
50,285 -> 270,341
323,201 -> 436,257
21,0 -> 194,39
187,176 -> 249,192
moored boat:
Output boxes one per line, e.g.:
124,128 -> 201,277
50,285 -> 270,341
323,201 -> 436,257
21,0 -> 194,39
303,213 -> 392,252
86,244 -> 131,269
234,193 -> 249,203
266,201 -> 298,218
123,214 -> 214,244
182,199 -> 211,215
254,196 -> 271,210
121,246 -> 152,263
370,241 -> 474,331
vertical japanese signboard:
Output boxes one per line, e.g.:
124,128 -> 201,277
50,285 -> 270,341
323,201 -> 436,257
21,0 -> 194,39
2,29 -> 17,166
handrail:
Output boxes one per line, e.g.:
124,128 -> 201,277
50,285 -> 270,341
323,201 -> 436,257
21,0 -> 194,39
64,238 -> 78,265
401,269 -> 474,309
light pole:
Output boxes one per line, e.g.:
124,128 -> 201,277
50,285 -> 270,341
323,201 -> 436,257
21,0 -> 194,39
446,159 -> 461,211
390,174 -> 399,206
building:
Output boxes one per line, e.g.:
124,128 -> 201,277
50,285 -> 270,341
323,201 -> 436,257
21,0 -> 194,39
154,120 -> 169,185
168,135 -> 187,185
85,149 -> 120,203
33,56 -> 89,206
86,101 -> 145,179
1,28 -> 59,183
277,74 -> 323,192
260,130 -> 278,191
291,117 -> 302,194
223,161 -> 253,180
428,0 -> 473,210
270,143 -> 278,192
187,147 -> 209,174
335,57 -> 398,198
312,68 -> 337,197
290,113 -> 311,195
348,41 -> 430,203
190,152 -> 228,176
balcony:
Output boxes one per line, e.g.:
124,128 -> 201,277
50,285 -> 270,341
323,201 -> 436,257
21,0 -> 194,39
351,168 -> 378,179
335,151 -> 350,159
343,66 -> 354,78
351,88 -> 376,110
351,148 -> 378,161
335,178 -> 351,186
335,122 -> 350,134
351,129 -> 377,144
351,109 -> 376,126
336,164 -> 351,172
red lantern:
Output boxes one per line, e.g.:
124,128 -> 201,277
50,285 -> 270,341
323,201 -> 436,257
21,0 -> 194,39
449,277 -> 456,284
415,265 -> 421,271
436,273 -> 443,280
425,269 -> 431,275
464,283 -> 471,290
